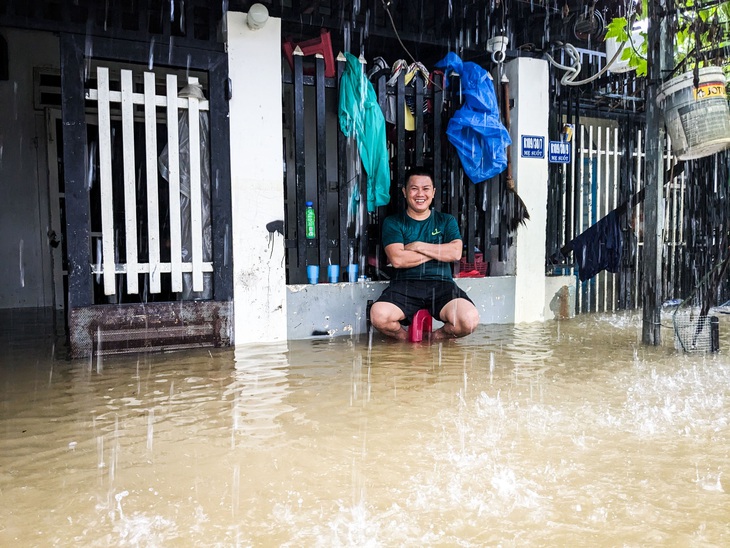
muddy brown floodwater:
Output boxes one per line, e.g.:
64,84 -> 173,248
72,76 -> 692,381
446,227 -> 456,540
1,310 -> 729,546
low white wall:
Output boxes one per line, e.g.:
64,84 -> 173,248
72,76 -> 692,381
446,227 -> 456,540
287,275 -> 575,339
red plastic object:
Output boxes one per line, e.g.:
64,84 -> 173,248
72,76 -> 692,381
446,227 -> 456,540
409,309 -> 432,343
283,29 -> 336,78
457,252 -> 488,277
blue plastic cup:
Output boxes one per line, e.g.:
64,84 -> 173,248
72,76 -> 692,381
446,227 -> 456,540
347,264 -> 358,282
328,264 -> 340,283
307,265 -> 319,284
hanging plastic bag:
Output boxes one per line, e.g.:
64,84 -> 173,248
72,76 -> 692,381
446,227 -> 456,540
434,52 -> 511,183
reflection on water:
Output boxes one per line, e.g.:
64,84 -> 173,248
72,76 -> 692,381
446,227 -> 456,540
1,311 -> 729,545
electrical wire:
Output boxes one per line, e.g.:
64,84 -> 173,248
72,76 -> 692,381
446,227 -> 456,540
379,0 -> 419,67
543,39 -> 629,86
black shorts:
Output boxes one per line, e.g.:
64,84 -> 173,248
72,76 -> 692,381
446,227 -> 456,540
375,280 -> 473,324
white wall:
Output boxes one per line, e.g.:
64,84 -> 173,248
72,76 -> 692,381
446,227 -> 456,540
226,12 -> 287,344
506,58 -> 550,323
0,29 -> 59,309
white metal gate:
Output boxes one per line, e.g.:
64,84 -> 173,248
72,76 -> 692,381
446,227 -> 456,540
559,121 -> 686,313
85,66 -> 212,298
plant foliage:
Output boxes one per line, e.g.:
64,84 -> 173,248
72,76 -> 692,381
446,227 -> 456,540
605,0 -> 730,82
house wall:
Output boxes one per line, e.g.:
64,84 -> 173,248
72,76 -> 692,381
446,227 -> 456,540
508,58 -> 550,323
0,29 -> 59,308
226,12 -> 288,345
0,19 -> 578,342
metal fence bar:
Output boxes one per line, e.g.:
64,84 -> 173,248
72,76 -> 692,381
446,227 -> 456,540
186,85 -> 204,292
336,56 -> 349,272
595,125 -> 604,311
606,127 -> 620,310
634,128 -> 644,310
120,69 -> 139,294
315,55 -> 328,270
143,72 -> 162,294
96,67 -> 116,296
292,53 -> 306,270
165,73 -> 184,293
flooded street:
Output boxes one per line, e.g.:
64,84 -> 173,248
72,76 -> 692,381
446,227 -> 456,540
1,311 -> 729,546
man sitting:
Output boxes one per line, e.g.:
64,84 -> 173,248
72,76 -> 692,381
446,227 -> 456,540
369,166 -> 480,341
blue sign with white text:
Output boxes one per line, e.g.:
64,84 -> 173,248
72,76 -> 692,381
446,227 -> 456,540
548,140 -> 572,163
521,135 -> 545,158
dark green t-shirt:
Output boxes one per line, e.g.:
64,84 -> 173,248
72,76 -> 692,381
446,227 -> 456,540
381,209 -> 462,281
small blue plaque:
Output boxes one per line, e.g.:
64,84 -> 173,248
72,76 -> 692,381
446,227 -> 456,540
521,135 -> 545,158
548,140 -> 572,164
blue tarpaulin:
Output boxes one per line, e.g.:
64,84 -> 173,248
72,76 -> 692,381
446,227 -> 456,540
434,52 -> 511,183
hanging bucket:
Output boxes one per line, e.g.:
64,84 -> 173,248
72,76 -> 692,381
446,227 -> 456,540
656,66 -> 730,160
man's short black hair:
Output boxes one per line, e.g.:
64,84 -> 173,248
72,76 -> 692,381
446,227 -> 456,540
404,166 -> 434,186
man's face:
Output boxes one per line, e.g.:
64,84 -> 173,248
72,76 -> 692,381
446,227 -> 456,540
402,175 -> 435,215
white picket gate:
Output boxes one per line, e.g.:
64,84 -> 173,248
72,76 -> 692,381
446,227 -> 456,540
85,67 -> 212,297
560,121 -> 686,313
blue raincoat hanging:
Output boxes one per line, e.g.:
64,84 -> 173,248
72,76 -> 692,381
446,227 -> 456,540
434,52 -> 511,183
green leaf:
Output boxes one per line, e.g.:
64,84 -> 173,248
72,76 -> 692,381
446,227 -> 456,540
605,17 -> 630,41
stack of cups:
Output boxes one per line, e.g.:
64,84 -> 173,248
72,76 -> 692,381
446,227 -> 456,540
306,265 -> 319,284
328,264 -> 339,283
347,264 -> 358,282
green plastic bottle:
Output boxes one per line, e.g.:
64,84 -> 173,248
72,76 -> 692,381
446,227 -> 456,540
305,201 -> 316,239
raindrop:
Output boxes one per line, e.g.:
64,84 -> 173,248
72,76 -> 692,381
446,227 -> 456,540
95,239 -> 102,284
96,330 -> 103,374
87,141 -> 97,190
97,435 -> 105,468
179,0 -> 185,30
224,223 -> 229,266
84,24 -> 94,82
147,409 -> 154,451
232,464 -> 240,517
148,38 -> 156,70
18,239 -> 24,288
343,24 -> 351,56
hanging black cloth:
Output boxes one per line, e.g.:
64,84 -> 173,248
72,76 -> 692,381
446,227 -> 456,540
565,210 -> 623,281
555,162 -> 685,281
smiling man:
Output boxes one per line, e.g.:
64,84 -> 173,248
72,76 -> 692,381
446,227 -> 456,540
369,166 -> 480,341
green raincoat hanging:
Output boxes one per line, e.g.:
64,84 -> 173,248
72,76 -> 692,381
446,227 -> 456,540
338,52 -> 391,212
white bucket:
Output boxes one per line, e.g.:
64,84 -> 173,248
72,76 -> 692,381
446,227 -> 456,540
605,31 -> 644,74
656,66 -> 730,160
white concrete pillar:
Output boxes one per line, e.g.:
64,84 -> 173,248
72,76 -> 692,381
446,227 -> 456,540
504,58 -> 549,323
226,12 -> 286,344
